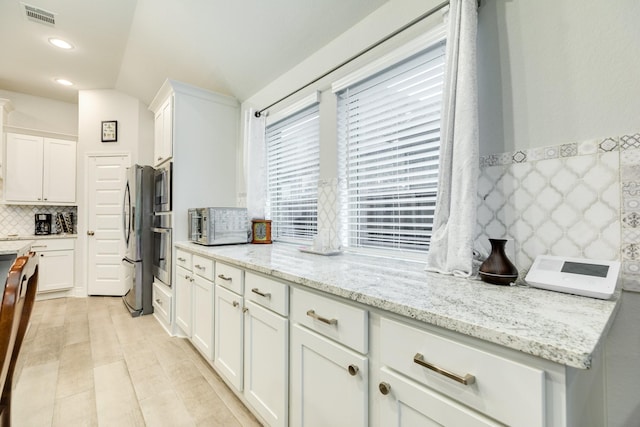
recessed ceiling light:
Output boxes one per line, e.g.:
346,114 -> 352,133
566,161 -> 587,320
55,78 -> 73,86
49,38 -> 73,49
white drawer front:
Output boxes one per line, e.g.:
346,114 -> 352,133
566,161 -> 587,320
244,271 -> 289,316
153,280 -> 172,327
291,287 -> 367,354
175,249 -> 192,271
31,238 -> 75,251
192,254 -> 214,281
380,317 -> 544,427
215,262 -> 243,294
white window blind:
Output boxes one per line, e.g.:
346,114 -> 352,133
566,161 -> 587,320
266,104 -> 320,243
337,41 -> 445,255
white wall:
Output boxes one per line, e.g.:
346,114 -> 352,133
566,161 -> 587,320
0,89 -> 77,134
477,0 -> 640,155
76,89 -> 154,295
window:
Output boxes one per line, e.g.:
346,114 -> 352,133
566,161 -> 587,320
337,41 -> 445,256
266,104 -> 320,243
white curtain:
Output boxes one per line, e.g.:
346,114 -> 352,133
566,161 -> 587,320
243,108 -> 267,220
426,0 -> 479,277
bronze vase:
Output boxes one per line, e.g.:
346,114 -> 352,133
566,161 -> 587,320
479,239 -> 518,285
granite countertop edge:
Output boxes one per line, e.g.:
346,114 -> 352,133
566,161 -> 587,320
0,234 -> 78,241
175,241 -> 621,369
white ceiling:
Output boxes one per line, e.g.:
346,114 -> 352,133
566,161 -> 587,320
0,0 -> 387,105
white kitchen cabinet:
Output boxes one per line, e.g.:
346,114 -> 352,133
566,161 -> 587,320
153,96 -> 173,166
214,283 -> 244,391
4,133 -> 76,204
290,324 -> 368,427
290,287 -> 369,427
31,238 -> 75,293
175,265 -> 193,336
378,317 -> 545,427
152,280 -> 172,334
378,367 -> 501,426
243,273 -> 289,427
191,254 -> 214,359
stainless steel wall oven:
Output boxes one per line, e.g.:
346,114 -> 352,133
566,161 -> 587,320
152,213 -> 172,286
153,161 -> 172,213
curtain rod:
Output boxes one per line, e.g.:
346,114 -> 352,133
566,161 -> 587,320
255,0 -> 458,118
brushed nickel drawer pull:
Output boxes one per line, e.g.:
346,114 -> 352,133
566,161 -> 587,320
251,288 -> 271,299
218,274 -> 232,281
155,298 -> 163,306
194,264 -> 205,270
306,309 -> 337,326
177,257 -> 186,262
347,364 -> 359,376
413,353 -> 476,385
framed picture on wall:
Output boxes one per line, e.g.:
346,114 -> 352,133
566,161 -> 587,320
101,120 -> 118,142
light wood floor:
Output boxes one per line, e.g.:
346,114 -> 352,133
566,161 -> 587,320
12,296 -> 262,426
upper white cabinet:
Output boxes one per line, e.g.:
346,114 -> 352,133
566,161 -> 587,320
4,133 -> 76,204
153,96 -> 173,166
148,79 -> 239,248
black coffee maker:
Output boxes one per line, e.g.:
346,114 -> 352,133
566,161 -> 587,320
35,213 -> 52,235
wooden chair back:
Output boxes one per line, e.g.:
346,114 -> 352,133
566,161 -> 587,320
0,253 -> 39,427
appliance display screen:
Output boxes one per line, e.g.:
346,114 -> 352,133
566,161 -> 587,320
561,261 -> 609,278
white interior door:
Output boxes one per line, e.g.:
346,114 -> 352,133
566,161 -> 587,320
87,155 -> 130,295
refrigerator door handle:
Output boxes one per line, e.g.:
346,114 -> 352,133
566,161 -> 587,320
122,257 -> 135,266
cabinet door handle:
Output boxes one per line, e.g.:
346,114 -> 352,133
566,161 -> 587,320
243,307 -> 249,314
251,288 -> 271,299
155,298 -> 163,306
232,301 -> 240,308
218,274 -> 232,281
87,231 -> 95,236
306,309 -> 337,326
347,364 -> 359,376
413,353 -> 476,386
379,382 -> 391,395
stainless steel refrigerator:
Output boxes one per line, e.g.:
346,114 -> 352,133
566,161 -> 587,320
122,165 -> 154,316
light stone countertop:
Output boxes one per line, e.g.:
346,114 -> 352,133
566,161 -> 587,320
0,234 -> 77,241
0,240 -> 33,256
175,241 -> 621,369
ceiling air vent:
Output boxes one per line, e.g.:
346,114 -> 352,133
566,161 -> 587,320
22,3 -> 56,26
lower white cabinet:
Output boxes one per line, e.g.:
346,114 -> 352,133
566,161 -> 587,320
152,280 -> 172,333
175,265 -> 193,335
31,238 -> 75,293
378,367 -> 500,426
192,274 -> 214,359
290,323 -> 368,427
214,284 -> 244,391
244,300 -> 288,427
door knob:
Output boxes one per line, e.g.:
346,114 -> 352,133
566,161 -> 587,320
87,231 -> 95,236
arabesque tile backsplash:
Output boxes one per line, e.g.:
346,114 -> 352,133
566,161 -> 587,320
476,132 -> 640,293
0,181 -> 77,236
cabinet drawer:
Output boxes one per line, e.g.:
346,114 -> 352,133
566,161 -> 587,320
215,262 -> 243,294
153,280 -> 172,328
291,287 -> 367,354
175,249 -> 192,270
192,254 -> 214,281
245,272 -> 289,316
380,317 -> 544,427
31,238 -> 75,251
